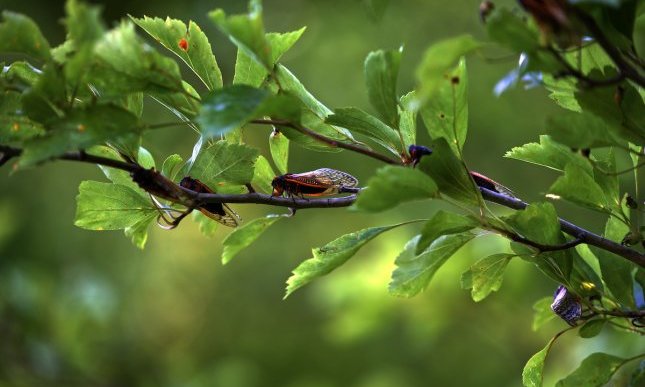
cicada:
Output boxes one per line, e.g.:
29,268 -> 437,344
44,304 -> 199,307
271,168 -> 359,197
469,171 -> 515,197
178,177 -> 240,227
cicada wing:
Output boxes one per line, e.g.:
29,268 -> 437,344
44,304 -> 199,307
314,168 -> 359,188
199,205 -> 239,228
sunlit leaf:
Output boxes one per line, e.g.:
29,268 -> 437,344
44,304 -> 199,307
461,253 -> 514,302
522,341 -> 550,387
364,47 -> 402,127
190,140 -> 259,188
285,223 -> 409,298
416,210 -> 477,254
390,233 -> 475,297
251,154 -> 275,194
269,130 -> 289,175
532,297 -> 556,331
505,135 -> 591,173
549,163 -> 609,212
398,91 -> 417,148
353,165 -> 438,212
161,154 -> 184,181
556,353 -> 626,387
222,215 -> 284,264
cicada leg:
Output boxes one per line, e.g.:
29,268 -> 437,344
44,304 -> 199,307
149,194 -> 193,230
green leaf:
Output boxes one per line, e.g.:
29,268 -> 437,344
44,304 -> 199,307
88,22 -> 184,95
0,11 -> 51,62
277,110 -> 350,153
416,210 -> 477,254
209,0 -> 271,69
274,64 -> 333,118
161,154 -> 184,181
285,222 -> 408,298
556,353 -> 626,387
124,215 -> 155,249
522,342 -> 550,387
398,91 -> 417,148
578,319 -> 606,338
591,216 -> 635,307
192,210 -> 219,238
131,16 -> 223,90
326,107 -> 401,154
389,232 -> 475,297
0,115 -> 45,143
19,104 -> 140,167
251,154 -> 275,194
549,163 -> 609,212
190,140 -> 259,189
417,137 -> 481,206
532,297 -> 556,331
222,215 -> 283,264
486,7 -> 539,52
506,202 -> 572,282
234,28 -> 306,87
269,130 -> 289,175
364,47 -> 402,127
198,85 -> 270,138
546,110 -> 624,149
420,57 -> 468,153
353,165 -> 437,212
505,135 -> 592,173
415,35 -> 480,102
74,181 -> 157,230
461,253 -> 514,302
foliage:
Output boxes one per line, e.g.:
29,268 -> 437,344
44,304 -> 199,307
0,0 -> 644,385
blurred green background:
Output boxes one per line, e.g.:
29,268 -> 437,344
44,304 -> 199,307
0,0 -> 642,386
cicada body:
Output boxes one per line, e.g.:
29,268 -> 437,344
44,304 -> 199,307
271,168 -> 359,197
179,177 -> 240,227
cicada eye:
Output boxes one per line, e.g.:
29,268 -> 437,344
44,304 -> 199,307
551,285 -> 582,326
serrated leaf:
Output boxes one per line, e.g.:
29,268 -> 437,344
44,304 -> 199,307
326,107 -> 401,154
546,110 -> 624,149
389,232 -> 475,297
590,216 -> 635,307
0,115 -> 45,143
18,104 -> 140,167
161,154 -> 183,181
486,7 -> 539,52
505,135 -> 592,173
0,11 -> 51,62
209,0 -> 271,69
578,319 -> 606,338
415,34 -> 480,102
74,181 -> 157,230
461,253 -> 514,302
251,154 -> 275,194
549,163 -> 609,212
556,353 -> 626,387
234,28 -> 306,87
417,137 -> 481,206
522,342 -> 550,387
131,16 -> 223,90
352,165 -> 438,212
222,215 -> 283,264
190,141 -> 259,189
364,47 -> 402,127
124,215 -> 155,249
398,91 -> 417,148
532,297 -> 556,331
285,223 -> 408,298
420,57 -> 468,153
416,210 -> 477,254
269,130 -> 289,175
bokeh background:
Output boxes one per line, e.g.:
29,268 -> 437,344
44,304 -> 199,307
0,0 -> 642,386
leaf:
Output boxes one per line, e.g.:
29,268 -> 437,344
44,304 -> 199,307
74,181 -> 157,230
277,110 -> 349,153
274,64 -> 332,118
578,319 -> 606,338
364,47 -> 402,127
415,34 -> 480,102
398,91 -> 417,148
556,353 -> 626,387
285,223 -> 407,298
251,154 -> 275,194
222,215 -> 283,264
416,210 -> 477,254
190,140 -> 259,189
417,137 -> 481,206
549,163 -> 609,212
461,253 -> 514,302
486,7 -> 539,52
352,165 -> 438,212
151,81 -> 201,119
131,16 -> 223,90
522,342 -> 550,387
389,232 -> 475,297
18,104 -> 140,167
209,0 -> 271,69
506,202 -> 572,283
192,210 -> 219,238
161,154 -> 184,181
234,28 -> 306,87
198,85 -> 270,138
546,110 -> 624,149
590,216 -> 635,307
532,297 -> 556,331
420,57 -> 468,153
326,107 -> 401,154
0,11 -> 51,62
505,135 -> 592,173
269,130 -> 289,175
125,215 -> 155,249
